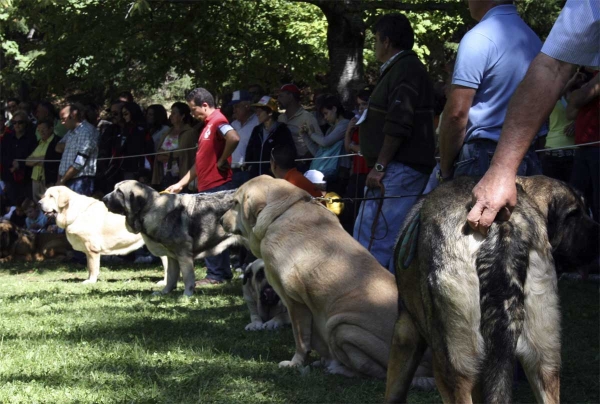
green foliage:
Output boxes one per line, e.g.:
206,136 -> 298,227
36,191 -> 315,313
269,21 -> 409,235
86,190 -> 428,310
1,0 -> 328,104
0,0 -> 565,105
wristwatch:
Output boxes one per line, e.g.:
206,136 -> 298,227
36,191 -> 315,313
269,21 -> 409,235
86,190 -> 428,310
374,163 -> 386,172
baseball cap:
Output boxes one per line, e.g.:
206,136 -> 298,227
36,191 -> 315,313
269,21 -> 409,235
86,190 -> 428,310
251,96 -> 278,113
228,90 -> 253,105
280,84 -> 301,95
304,170 -> 326,185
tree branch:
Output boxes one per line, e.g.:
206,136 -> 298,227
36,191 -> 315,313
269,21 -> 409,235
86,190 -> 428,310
360,1 -> 460,12
291,0 -> 459,12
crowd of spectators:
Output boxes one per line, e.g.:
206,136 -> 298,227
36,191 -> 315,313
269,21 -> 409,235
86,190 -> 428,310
1,0 -> 597,279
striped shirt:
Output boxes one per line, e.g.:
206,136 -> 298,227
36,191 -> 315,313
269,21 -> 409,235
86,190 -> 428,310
58,120 -> 99,177
541,0 -> 600,67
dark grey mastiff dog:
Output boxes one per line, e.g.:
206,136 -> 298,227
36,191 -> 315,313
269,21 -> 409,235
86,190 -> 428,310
102,180 -> 243,296
385,175 -> 598,404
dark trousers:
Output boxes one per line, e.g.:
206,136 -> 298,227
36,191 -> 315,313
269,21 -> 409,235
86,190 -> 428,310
66,176 -> 95,197
202,181 -> 235,281
570,147 -> 600,222
541,150 -> 575,183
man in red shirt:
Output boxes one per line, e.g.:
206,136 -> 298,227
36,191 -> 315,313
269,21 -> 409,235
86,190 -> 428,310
167,87 -> 240,285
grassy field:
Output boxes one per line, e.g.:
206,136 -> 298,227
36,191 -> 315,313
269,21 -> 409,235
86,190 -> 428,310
0,261 -> 597,404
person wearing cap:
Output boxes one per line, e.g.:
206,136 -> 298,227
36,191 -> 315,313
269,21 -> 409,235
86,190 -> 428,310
230,90 -> 259,187
270,144 -> 322,198
277,83 -> 323,171
354,14 -> 436,272
244,95 -> 294,179
166,87 -> 240,286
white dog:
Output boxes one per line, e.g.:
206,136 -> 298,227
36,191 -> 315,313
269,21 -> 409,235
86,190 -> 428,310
39,186 -> 167,284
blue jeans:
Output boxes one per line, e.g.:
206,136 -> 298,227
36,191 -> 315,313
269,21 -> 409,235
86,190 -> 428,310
66,176 -> 95,197
202,181 -> 235,281
231,169 -> 251,188
353,162 -> 429,273
453,139 -> 542,178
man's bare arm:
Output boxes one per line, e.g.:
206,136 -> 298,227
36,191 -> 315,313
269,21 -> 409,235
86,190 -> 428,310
439,85 -> 476,178
468,53 -> 574,234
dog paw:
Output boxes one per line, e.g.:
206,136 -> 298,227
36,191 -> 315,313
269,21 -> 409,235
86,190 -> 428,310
82,279 -> 97,284
245,321 -> 264,331
410,377 -> 436,391
156,280 -> 167,286
262,319 -> 282,330
278,360 -> 301,368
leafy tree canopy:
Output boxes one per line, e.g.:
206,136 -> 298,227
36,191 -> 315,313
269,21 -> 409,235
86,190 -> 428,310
0,0 -> 564,105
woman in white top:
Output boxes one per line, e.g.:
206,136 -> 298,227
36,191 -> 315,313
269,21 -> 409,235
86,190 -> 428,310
151,102 -> 196,189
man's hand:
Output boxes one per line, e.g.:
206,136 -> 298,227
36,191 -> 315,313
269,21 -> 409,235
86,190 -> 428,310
165,182 -> 184,194
365,168 -> 385,190
217,159 -> 230,173
467,167 -> 517,235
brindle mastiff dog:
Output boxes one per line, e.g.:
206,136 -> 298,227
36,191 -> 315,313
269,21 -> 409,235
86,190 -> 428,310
385,176 -> 598,404
103,180 -> 244,296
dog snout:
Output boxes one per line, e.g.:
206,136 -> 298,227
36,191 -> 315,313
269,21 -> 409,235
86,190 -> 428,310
260,285 -> 280,306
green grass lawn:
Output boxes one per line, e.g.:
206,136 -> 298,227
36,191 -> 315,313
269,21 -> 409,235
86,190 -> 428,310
0,261 -> 597,403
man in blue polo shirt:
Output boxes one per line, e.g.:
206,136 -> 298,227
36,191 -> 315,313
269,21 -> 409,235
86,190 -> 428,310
439,0 -> 544,180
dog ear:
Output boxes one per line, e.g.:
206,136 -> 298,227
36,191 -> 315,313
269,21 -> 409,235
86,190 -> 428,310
242,267 -> 253,285
241,190 -> 265,230
253,179 -> 311,240
56,188 -> 70,210
124,191 -> 145,233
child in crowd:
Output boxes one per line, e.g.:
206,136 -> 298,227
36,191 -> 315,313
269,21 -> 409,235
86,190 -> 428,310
270,144 -> 323,198
23,199 -> 48,231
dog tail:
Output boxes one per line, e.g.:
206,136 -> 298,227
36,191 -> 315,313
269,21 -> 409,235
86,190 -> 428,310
476,220 -> 529,403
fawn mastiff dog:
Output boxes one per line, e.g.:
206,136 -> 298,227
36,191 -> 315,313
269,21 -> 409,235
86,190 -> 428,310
221,175 -> 403,378
385,176 -> 599,403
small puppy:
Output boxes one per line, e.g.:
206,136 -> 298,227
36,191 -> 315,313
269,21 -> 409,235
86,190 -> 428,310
242,259 -> 290,331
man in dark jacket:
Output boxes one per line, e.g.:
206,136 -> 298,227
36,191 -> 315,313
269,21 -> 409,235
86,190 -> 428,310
354,14 -> 436,273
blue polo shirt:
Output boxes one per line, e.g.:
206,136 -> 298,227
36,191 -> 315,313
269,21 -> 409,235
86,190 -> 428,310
541,0 -> 600,67
453,5 -> 543,142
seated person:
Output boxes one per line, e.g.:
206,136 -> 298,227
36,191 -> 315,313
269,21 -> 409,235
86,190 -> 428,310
270,144 -> 322,198
23,199 -> 47,231
300,95 -> 350,180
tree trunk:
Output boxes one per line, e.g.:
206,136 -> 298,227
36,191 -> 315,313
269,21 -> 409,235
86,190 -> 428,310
318,2 -> 366,106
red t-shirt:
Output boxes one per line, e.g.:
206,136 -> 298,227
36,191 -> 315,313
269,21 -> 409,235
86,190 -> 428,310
351,127 -> 369,174
195,109 -> 233,191
575,72 -> 599,146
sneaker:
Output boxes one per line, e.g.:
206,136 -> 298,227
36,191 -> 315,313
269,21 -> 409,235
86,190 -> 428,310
195,278 -> 225,287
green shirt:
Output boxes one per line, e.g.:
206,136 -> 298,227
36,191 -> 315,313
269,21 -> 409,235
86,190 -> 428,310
546,100 -> 575,148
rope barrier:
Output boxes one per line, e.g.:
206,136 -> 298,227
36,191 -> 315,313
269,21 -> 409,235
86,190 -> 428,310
11,140 -> 600,164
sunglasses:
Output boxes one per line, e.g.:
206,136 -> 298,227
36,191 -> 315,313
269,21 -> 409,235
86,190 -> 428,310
13,120 -> 26,125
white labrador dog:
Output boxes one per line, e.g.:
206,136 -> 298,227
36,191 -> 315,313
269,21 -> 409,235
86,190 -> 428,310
39,186 -> 167,284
